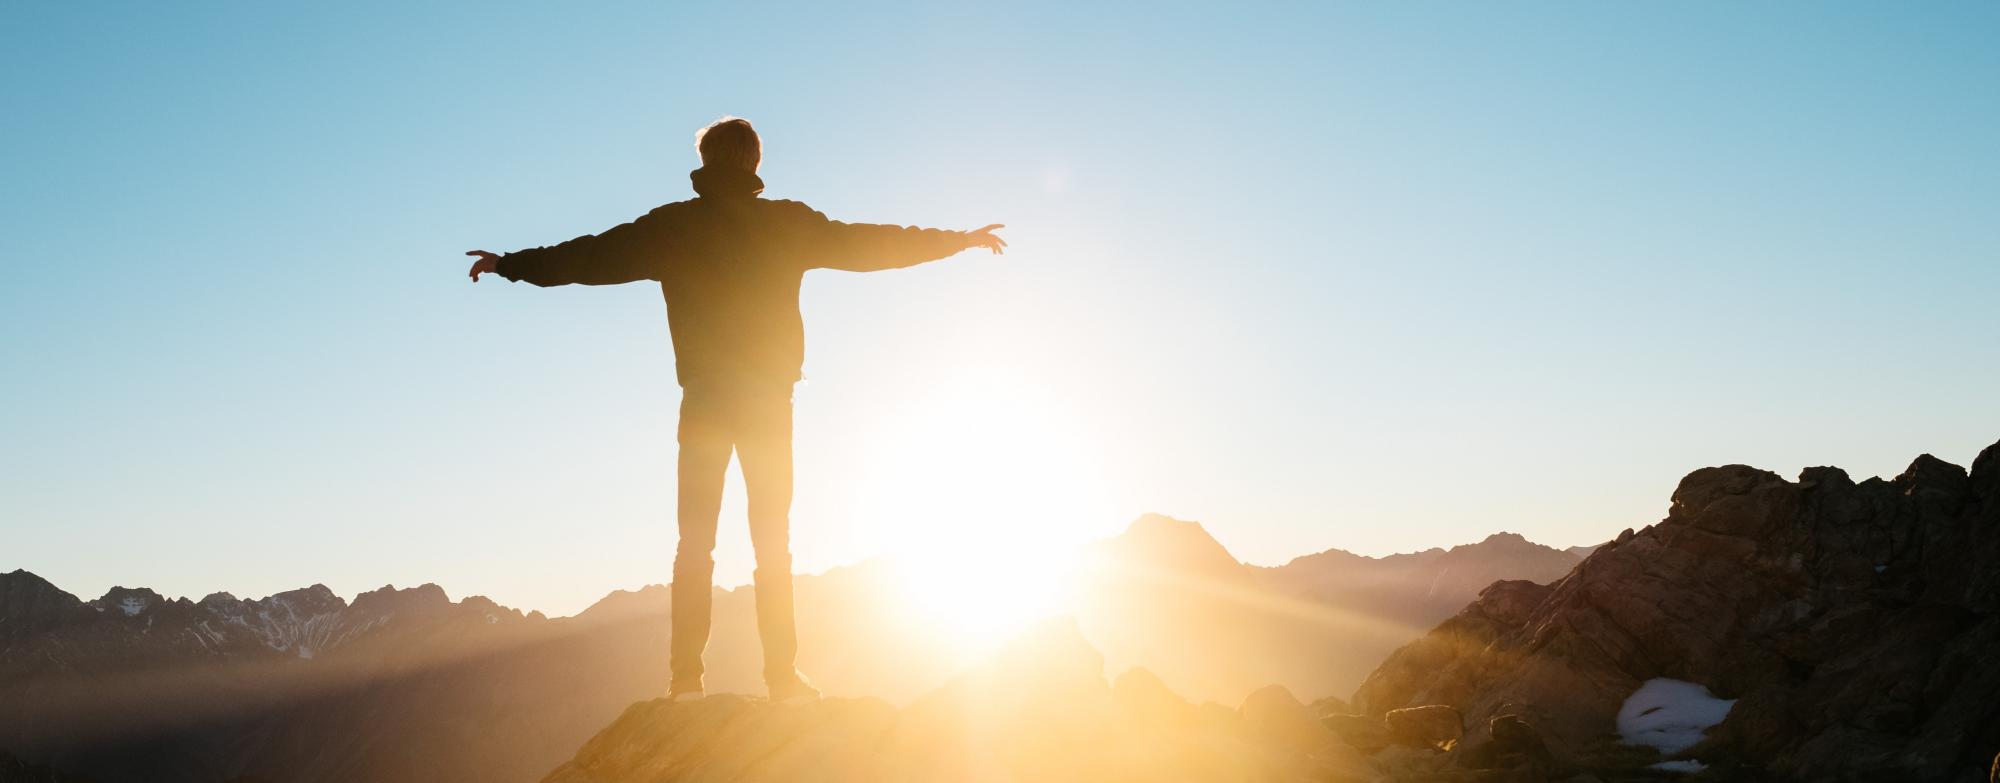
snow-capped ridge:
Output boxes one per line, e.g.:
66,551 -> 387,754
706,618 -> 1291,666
2,575 -> 532,663
90,586 -> 165,618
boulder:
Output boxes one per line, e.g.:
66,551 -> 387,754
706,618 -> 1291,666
545,620 -> 1358,783
1323,713 -> 1391,752
1385,704 -> 1463,750
1307,694 -> 1352,718
1455,714 -> 1557,777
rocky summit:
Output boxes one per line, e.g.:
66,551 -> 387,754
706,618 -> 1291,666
542,617 -> 1377,783
1353,440 -> 2000,781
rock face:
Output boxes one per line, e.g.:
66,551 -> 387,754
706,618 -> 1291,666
1354,441 -> 2000,781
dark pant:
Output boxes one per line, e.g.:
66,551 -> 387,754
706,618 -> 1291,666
670,383 -> 797,688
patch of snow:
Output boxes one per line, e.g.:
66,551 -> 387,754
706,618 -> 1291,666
194,620 -> 227,646
1874,564 -> 1887,573
234,596 -> 350,654
1618,678 -> 1736,755
119,596 -> 146,616
486,614 -> 498,624
1652,760 -> 1707,773
298,645 -> 314,659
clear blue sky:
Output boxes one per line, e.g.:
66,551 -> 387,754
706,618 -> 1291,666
4,2 -> 1996,616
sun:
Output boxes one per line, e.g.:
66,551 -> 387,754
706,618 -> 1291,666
846,369 -> 1113,647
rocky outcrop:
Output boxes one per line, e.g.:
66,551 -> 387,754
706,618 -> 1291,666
1384,705 -> 1463,751
1455,714 -> 1558,778
543,618 -> 1370,783
1354,440 -> 2000,781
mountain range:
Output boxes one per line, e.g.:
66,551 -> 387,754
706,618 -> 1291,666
11,441 -> 1995,781
1077,515 -> 1584,704
0,521 -> 1588,782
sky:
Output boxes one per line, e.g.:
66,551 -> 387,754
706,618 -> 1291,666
3,2 -> 1997,617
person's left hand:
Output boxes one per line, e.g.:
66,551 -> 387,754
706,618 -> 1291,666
966,224 -> 1007,255
466,250 -> 500,282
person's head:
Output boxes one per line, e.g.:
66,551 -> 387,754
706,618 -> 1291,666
695,117 -> 761,172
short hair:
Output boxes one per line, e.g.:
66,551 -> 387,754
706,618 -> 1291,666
696,117 -> 761,172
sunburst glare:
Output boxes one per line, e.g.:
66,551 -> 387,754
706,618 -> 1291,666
847,369 -> 1113,648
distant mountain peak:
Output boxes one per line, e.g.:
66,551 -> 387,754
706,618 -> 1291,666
91,586 -> 165,617
577,584 -> 670,624
1280,531 -> 1580,572
1099,514 -> 1243,573
0,569 -> 90,644
350,582 -> 451,616
1276,546 -> 1367,568
1123,512 -> 1212,537
0,569 -> 70,598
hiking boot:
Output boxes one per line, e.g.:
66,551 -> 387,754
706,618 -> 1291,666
767,672 -> 820,705
668,679 -> 705,703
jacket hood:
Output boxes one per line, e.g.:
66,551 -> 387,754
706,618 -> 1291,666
690,167 -> 765,199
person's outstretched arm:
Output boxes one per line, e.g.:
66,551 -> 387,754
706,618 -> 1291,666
795,204 -> 1006,271
467,208 -> 676,286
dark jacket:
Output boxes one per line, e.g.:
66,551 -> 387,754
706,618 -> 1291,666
497,167 -> 974,388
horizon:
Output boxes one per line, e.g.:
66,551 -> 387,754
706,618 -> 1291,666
9,508 -> 1599,619
11,433 -> 1988,620
5,2 -> 1999,619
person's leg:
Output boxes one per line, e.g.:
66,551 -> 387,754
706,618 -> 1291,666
671,388 -> 732,694
734,386 -> 801,689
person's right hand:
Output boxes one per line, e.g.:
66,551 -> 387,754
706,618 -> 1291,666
966,224 -> 1007,255
466,250 -> 500,282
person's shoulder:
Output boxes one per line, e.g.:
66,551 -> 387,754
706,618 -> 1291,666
757,198 -> 826,221
643,197 -> 702,219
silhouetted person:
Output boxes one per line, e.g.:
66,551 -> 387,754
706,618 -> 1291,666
467,117 -> 1005,703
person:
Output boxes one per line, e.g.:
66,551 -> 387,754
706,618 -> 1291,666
467,117 -> 1005,703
